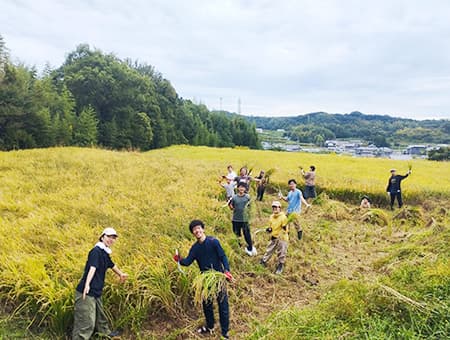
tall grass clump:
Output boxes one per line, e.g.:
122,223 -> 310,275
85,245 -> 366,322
359,208 -> 390,226
392,206 -> 425,227
192,270 -> 227,307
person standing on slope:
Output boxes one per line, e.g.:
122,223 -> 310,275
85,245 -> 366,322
279,179 -> 310,240
173,220 -> 233,339
225,165 -> 237,182
386,168 -> 411,209
219,176 -> 235,201
229,182 -> 257,256
260,201 -> 289,274
301,165 -> 317,202
72,227 -> 128,340
233,166 -> 254,194
219,164 -> 238,202
255,170 -> 268,201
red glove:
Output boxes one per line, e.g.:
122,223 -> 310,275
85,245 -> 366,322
173,254 -> 181,262
224,271 -> 233,282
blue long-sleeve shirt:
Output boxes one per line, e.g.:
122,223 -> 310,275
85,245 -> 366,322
180,236 -> 230,273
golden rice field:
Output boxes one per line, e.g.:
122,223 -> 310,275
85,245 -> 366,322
0,146 -> 448,339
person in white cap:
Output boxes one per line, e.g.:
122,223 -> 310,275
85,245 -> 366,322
260,201 -> 289,274
72,227 -> 128,339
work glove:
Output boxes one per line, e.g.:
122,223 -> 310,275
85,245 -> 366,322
173,254 -> 181,262
224,271 -> 234,282
265,227 -> 272,233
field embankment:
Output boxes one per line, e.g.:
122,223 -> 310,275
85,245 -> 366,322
0,146 -> 448,339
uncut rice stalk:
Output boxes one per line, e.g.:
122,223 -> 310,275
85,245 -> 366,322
192,270 -> 226,307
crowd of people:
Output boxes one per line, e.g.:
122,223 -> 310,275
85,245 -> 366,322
73,164 -> 412,339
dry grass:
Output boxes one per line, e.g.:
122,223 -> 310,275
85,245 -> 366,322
0,145 -> 448,339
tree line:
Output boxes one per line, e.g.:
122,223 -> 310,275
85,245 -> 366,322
0,36 -> 260,151
243,111 -> 449,147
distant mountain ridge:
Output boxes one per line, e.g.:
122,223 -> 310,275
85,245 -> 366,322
213,110 -> 450,145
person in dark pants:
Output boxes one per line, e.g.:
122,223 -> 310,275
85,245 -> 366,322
301,165 -> 316,202
255,170 -> 268,201
72,227 -> 128,340
229,182 -> 256,256
386,168 -> 411,209
173,220 -> 233,339
233,166 -> 253,193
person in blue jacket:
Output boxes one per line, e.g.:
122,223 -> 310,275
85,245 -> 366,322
173,220 -> 233,339
386,168 -> 411,209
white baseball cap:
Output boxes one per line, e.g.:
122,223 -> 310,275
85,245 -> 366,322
271,201 -> 282,208
102,227 -> 118,237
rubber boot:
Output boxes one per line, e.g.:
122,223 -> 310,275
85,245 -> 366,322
297,230 -> 303,240
275,263 -> 283,274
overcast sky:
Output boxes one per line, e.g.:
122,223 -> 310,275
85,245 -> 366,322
2,0 -> 450,120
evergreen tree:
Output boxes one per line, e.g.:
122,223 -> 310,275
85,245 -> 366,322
0,63 -> 35,149
73,106 -> 98,146
129,111 -> 153,150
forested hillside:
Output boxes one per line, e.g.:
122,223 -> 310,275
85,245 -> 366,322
239,111 -> 450,146
0,36 -> 260,151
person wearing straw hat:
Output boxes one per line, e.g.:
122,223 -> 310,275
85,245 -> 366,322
386,168 -> 411,210
260,201 -> 289,274
72,227 -> 128,340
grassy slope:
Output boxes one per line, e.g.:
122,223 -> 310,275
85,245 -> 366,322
0,146 -> 448,339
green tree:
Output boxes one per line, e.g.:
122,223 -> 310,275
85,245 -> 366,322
35,108 -> 54,146
73,106 -> 98,146
0,63 -> 36,149
372,135 -> 390,147
129,111 -> 153,150
314,134 -> 325,146
428,147 -> 449,161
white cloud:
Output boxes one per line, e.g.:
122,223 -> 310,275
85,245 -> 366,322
1,0 -> 450,119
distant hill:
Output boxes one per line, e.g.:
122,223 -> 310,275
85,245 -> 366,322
214,110 -> 450,146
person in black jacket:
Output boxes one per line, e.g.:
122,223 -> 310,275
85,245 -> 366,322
386,168 -> 411,209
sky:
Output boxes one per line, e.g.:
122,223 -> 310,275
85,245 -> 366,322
1,0 -> 450,120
